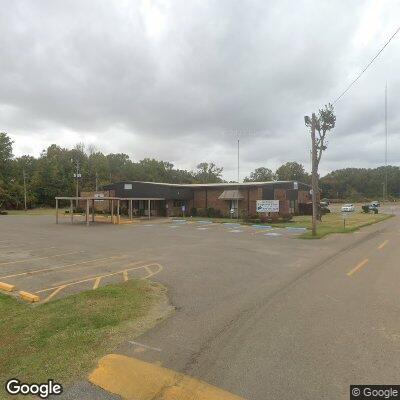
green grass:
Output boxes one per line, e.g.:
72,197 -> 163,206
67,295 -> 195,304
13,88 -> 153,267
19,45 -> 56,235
4,208 -> 63,216
271,212 -> 393,238
0,280 -> 159,396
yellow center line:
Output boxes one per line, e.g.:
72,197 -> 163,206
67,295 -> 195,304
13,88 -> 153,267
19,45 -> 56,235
0,251 -> 83,266
347,258 -> 369,277
123,270 -> 128,281
378,240 -> 389,250
0,255 -> 124,279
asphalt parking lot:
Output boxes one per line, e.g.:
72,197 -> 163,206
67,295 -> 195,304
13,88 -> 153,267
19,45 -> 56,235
0,216 -> 308,303
2,213 -> 399,399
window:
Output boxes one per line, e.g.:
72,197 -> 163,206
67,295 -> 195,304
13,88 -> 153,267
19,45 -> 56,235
124,183 -> 132,190
229,200 -> 238,211
173,200 -> 185,207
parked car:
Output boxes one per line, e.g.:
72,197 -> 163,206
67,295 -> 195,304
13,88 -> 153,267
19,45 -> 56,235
370,201 -> 380,208
319,202 -> 330,214
341,203 -> 355,212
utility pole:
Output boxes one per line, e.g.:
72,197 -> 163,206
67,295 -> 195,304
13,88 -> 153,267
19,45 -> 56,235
384,82 -> 388,202
310,113 -> 318,236
237,138 -> 240,220
23,169 -> 27,211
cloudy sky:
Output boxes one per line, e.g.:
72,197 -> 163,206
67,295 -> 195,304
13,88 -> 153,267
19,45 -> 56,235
1,0 -> 399,180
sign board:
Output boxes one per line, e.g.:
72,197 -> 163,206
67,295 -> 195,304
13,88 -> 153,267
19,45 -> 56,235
256,200 -> 279,213
94,193 -> 105,202
294,181 -> 298,190
124,183 -> 133,190
181,205 -> 186,212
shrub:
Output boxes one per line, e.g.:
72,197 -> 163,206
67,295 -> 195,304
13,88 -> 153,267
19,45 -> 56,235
196,208 -> 208,217
190,207 -> 197,217
280,214 -> 293,222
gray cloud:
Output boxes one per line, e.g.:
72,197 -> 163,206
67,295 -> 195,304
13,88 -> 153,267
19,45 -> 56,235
1,0 -> 399,180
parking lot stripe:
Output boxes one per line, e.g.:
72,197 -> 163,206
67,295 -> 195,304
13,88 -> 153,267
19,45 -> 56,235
142,263 -> 163,279
0,246 -> 56,253
0,251 -> 83,266
347,258 -> 369,277
378,240 -> 389,250
93,277 -> 102,289
0,255 -> 124,280
35,262 -> 151,294
43,285 -> 66,303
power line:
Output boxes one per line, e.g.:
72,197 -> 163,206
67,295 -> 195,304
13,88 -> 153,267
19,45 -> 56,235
332,26 -> 400,105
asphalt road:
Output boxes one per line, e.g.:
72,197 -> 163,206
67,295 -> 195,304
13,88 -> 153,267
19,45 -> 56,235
1,214 -> 400,399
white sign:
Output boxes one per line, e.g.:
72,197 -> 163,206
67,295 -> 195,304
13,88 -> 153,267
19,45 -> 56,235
94,193 -> 105,202
181,205 -> 186,212
294,181 -> 298,190
256,200 -> 279,213
124,183 -> 133,190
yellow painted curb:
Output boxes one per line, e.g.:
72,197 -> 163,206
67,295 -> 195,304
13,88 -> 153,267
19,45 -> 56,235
89,354 -> 245,400
19,291 -> 40,303
0,281 -> 15,292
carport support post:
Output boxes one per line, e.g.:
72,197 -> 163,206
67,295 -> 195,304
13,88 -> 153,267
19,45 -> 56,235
92,199 -> 95,222
86,199 -> 89,226
70,199 -> 73,223
55,198 -> 59,224
148,199 -> 151,220
117,200 -> 120,224
111,200 -> 114,224
129,199 -> 133,220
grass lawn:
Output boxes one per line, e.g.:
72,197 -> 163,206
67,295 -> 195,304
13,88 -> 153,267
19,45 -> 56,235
4,208 -> 62,216
0,280 -> 163,396
272,212 -> 393,238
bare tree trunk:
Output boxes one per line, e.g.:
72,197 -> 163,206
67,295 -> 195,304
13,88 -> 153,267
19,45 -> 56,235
311,113 -> 318,236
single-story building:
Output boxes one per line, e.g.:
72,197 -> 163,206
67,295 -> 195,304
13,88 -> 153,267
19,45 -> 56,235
84,180 -> 313,218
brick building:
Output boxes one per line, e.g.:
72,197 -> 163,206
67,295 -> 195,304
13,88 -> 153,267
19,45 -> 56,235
97,180 -> 313,218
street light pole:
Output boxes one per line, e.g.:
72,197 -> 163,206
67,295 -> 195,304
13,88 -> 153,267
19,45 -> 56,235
23,168 -> 27,211
72,159 -> 81,211
237,138 -> 240,220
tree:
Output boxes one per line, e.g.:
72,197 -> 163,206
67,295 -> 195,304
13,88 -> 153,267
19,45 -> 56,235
0,133 -> 14,208
244,167 -> 275,182
194,162 -> 223,183
275,162 -> 310,183
305,104 -> 336,235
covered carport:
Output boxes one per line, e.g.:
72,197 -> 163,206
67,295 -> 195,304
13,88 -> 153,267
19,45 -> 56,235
55,196 -> 165,226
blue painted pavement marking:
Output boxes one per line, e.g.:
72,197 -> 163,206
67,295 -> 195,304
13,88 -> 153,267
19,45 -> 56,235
252,225 -> 273,230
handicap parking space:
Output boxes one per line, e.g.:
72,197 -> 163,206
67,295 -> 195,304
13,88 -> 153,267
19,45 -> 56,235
0,241 -> 163,304
136,219 -> 309,238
